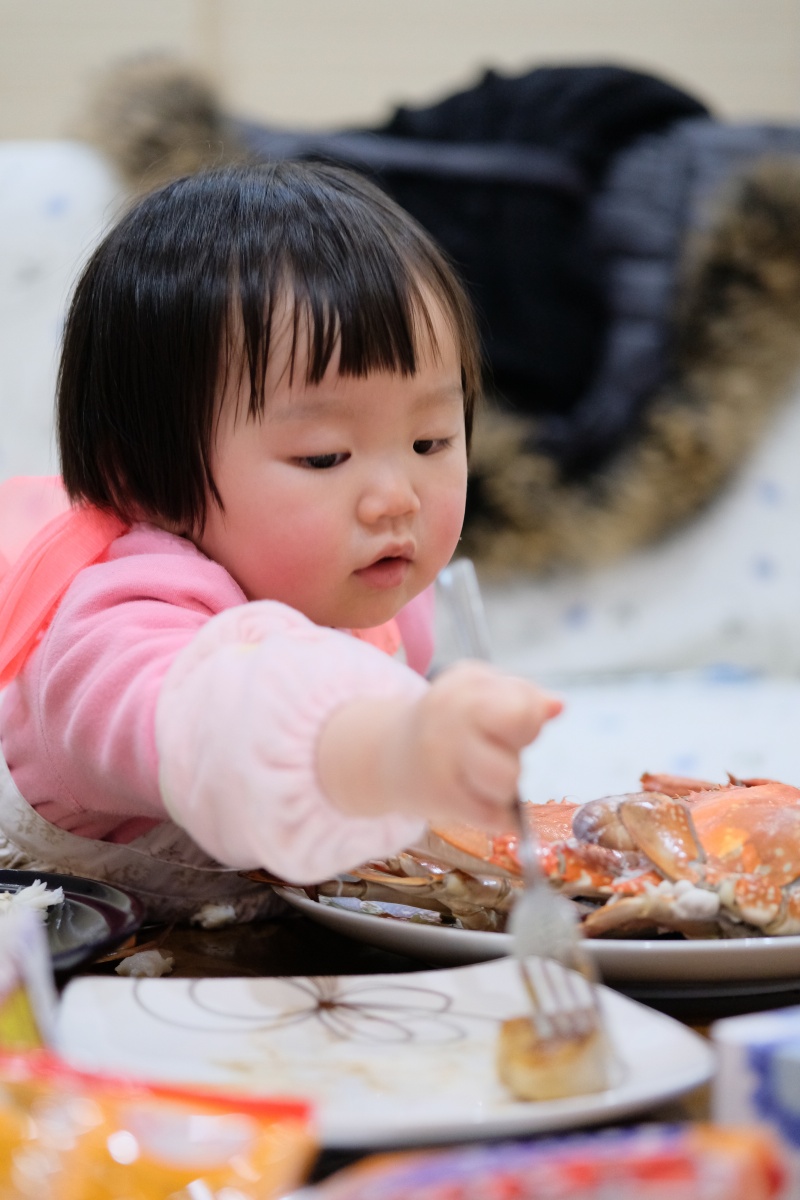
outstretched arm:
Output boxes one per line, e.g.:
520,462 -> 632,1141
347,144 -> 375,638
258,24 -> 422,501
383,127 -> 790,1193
318,660 -> 562,831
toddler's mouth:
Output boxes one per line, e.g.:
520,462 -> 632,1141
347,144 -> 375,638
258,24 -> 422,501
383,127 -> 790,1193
355,549 -> 413,589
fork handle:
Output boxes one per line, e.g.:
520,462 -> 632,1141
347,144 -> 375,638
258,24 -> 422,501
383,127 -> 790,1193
513,795 -> 541,890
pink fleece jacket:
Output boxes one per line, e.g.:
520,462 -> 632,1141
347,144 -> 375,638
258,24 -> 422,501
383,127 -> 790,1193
0,526 -> 432,882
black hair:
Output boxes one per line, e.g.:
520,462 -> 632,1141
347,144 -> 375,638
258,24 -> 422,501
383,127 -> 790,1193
57,160 -> 481,530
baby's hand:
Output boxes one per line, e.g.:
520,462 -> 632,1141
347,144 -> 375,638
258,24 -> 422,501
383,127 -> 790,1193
318,662 -> 562,831
386,662 -> 562,830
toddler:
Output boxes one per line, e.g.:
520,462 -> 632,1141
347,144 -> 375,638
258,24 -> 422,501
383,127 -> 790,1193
0,162 -> 560,920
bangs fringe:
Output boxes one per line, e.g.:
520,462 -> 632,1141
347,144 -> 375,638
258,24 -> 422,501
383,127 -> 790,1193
235,240 -> 452,423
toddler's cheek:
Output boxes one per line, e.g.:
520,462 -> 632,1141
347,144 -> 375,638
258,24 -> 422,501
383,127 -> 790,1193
434,491 -> 468,556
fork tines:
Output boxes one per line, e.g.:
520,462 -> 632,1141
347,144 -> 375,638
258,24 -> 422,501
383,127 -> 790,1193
519,955 -> 599,1042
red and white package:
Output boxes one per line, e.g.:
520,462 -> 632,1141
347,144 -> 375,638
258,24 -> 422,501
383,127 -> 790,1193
313,1123 -> 786,1200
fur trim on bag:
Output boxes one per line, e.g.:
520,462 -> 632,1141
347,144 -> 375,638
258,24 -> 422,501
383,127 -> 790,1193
463,161 -> 800,573
82,60 -> 800,576
78,56 -> 247,191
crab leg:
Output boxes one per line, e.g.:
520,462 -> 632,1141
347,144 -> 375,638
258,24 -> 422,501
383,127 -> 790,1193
640,773 -> 723,796
764,880 -> 800,936
641,772 -> 787,798
582,876 -> 721,937
539,842 -> 635,898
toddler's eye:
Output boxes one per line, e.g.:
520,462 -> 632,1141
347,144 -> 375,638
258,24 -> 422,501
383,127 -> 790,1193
413,438 -> 449,455
296,452 -> 348,470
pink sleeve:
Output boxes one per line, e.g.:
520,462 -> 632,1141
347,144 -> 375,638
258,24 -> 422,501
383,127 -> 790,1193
2,526 -> 427,879
156,601 -> 427,882
1,527 -> 246,838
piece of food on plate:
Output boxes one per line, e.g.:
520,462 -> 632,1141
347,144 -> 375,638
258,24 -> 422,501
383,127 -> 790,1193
496,1014 -> 609,1101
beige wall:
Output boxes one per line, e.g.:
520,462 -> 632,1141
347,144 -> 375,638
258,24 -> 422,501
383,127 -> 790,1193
2,0 -> 800,140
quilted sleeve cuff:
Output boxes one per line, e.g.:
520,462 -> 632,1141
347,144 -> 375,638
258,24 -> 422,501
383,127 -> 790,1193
155,600 -> 427,882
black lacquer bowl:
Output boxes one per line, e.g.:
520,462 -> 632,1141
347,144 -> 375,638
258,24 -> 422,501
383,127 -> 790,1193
0,868 -> 144,972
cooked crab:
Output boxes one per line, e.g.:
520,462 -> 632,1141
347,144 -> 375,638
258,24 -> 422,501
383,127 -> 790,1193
577,773 -> 800,937
314,772 -> 800,937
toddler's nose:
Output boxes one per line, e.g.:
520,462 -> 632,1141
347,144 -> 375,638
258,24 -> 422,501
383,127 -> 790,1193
357,468 -> 420,525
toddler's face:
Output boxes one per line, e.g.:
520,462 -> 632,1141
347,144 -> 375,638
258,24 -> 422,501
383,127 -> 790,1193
195,298 -> 468,629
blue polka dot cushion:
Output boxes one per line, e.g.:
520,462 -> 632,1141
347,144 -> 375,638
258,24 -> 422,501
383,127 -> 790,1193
482,387 -> 800,680
0,141 -> 121,481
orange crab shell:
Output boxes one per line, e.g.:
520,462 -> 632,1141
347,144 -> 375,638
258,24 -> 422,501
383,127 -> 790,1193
623,782 -> 800,889
689,783 -> 800,883
429,799 -> 581,876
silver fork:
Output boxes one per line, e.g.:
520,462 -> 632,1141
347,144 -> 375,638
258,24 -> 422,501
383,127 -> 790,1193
437,558 -> 602,1043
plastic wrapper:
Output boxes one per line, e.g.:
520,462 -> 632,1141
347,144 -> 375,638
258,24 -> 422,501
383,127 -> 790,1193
714,1004 -> 800,1199
0,1048 -> 316,1199
0,907 -> 58,1050
311,1124 -> 786,1200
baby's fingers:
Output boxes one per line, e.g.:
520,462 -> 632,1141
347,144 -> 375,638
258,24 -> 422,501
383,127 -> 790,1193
479,675 -> 562,750
449,792 -> 518,833
456,738 -> 521,811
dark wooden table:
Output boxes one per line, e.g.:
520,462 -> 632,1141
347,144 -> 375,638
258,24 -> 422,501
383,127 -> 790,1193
74,905 -> 800,1023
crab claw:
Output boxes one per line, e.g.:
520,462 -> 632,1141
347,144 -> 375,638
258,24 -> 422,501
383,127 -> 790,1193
572,793 -> 648,851
619,795 -> 705,883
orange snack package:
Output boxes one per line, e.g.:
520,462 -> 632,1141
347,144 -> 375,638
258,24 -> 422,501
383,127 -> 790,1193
0,1048 -> 316,1199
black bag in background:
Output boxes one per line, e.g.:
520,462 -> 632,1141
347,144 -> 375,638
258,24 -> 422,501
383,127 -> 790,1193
238,64 -> 709,477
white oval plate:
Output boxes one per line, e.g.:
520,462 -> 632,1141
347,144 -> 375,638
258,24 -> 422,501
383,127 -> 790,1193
275,887 -> 800,985
56,958 -> 712,1148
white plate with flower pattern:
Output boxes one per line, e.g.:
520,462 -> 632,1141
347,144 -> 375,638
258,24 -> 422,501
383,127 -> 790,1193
56,958 -> 712,1148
